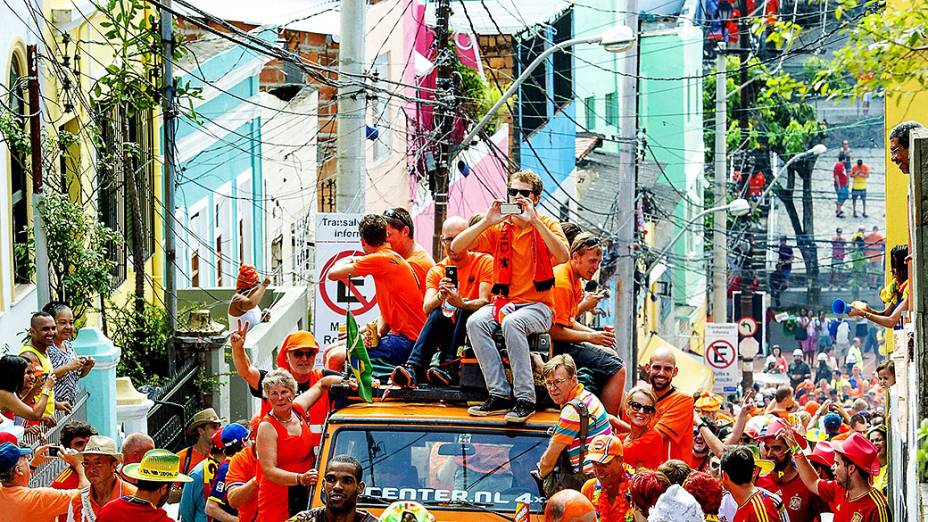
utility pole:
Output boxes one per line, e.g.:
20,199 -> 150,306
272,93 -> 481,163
431,0 -> 453,258
27,45 -> 50,306
712,44 -> 727,323
160,1 -> 178,374
336,0 -> 367,213
615,0 -> 639,382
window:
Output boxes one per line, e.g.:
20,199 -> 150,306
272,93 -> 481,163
271,235 -> 283,284
237,174 -> 253,265
584,96 -> 596,129
551,10 -> 573,110
215,191 -> 232,287
190,212 -> 201,287
8,57 -> 30,285
370,53 -> 391,163
605,92 -> 618,127
518,33 -> 548,135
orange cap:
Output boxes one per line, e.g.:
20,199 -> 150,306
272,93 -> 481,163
236,265 -> 260,291
585,434 -> 624,464
275,331 -> 320,372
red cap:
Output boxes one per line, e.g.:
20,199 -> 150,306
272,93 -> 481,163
0,432 -> 18,446
275,331 -> 321,372
236,265 -> 260,291
761,419 -> 807,450
832,432 -> 879,475
210,430 -> 224,450
808,441 -> 835,468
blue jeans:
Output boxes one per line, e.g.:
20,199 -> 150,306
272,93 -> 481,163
466,302 -> 552,403
370,333 -> 415,365
406,308 -> 471,370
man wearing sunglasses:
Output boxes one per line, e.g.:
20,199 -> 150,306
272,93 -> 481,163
382,207 -> 435,292
549,232 -> 626,415
756,420 -> 827,522
391,216 -> 493,388
450,170 -> 570,423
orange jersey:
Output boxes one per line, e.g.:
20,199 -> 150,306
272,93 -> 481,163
353,246 -> 426,339
226,446 -> 259,522
406,244 -> 436,292
649,387 -> 695,462
68,477 -> 137,522
552,263 -> 583,327
474,215 -> 567,307
425,252 -> 494,301
176,446 -> 207,476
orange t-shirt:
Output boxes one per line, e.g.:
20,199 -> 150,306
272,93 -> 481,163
425,252 -> 494,301
649,387 -> 695,462
352,245 -> 426,340
406,244 -> 436,293
473,215 -> 567,307
176,446 -> 207,475
552,263 -> 582,327
225,446 -> 259,522
0,485 -> 79,522
67,477 -> 137,522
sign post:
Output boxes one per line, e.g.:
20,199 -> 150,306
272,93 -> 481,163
704,322 -> 739,394
314,214 -> 380,346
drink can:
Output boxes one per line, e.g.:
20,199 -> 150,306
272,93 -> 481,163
603,326 -> 615,333
514,501 -> 530,522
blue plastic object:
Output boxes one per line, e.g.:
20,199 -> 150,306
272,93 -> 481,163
832,298 -> 847,315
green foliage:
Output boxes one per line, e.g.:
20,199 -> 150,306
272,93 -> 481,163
37,193 -> 121,322
107,297 -> 171,386
918,418 -> 928,481
455,58 -> 509,137
0,110 -> 30,157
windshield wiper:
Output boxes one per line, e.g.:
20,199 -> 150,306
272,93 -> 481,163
424,499 -> 516,521
357,494 -> 391,505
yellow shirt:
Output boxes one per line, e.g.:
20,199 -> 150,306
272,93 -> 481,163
873,464 -> 887,493
851,164 -> 869,190
20,344 -> 55,416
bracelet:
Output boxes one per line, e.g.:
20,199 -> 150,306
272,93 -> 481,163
295,473 -> 303,486
42,388 -> 52,397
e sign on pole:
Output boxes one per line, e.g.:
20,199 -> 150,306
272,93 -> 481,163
704,322 -> 739,393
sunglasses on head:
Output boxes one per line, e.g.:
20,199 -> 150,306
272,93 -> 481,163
628,400 -> 656,414
507,187 -> 534,198
383,209 -> 411,229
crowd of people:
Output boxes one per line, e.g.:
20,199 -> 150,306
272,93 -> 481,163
1,122 -> 923,522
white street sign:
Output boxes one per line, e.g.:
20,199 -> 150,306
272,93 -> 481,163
705,322 -> 740,393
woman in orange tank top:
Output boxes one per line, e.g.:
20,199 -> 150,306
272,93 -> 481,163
619,386 -> 663,471
255,368 -> 341,521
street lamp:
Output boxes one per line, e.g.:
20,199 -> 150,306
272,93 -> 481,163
455,25 -> 636,152
646,198 -> 751,273
756,143 -> 827,206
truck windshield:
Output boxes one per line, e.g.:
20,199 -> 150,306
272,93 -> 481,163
329,427 -> 548,514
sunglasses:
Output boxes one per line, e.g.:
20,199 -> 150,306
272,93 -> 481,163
628,400 -> 656,414
383,209 -> 412,229
289,350 -> 317,359
507,187 -> 534,198
709,460 -> 721,470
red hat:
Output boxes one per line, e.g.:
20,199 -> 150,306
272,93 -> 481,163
832,432 -> 879,475
275,331 -> 321,372
236,265 -> 260,291
761,418 -> 807,450
210,429 -> 224,450
808,440 -> 835,468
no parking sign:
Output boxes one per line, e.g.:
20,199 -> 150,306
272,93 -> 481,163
314,214 -> 380,346
704,322 -> 740,393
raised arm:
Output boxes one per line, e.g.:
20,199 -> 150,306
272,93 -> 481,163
0,374 -> 54,421
327,257 -> 359,281
723,391 -> 754,445
450,203 -> 502,256
229,320 -> 262,390
781,429 -> 821,495
293,375 -> 343,412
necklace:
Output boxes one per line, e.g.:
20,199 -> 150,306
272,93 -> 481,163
270,410 -> 293,423
846,489 -> 870,502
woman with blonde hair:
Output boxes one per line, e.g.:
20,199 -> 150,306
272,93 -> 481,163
614,385 -> 663,470
256,368 -> 341,521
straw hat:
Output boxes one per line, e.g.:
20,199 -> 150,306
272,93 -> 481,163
121,449 -> 193,483
187,408 -> 225,433
80,435 -> 122,461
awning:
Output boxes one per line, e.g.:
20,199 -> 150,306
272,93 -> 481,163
638,335 -> 713,395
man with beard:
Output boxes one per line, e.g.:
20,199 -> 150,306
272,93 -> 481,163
67,436 -> 137,522
756,419 -> 827,522
785,430 -> 890,522
580,434 -> 630,522
97,449 -> 193,521
645,347 -> 694,461
286,455 -> 377,521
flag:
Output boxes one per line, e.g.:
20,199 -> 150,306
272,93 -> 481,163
346,310 -> 373,403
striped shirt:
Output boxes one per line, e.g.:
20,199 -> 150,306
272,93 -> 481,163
551,384 -> 612,474
818,480 -> 891,522
733,488 -> 789,522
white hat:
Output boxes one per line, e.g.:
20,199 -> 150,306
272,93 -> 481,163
818,352 -> 828,361
793,348 -> 804,357
648,485 -> 704,522
765,355 -> 776,364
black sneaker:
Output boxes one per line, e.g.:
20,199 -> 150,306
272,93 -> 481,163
390,364 -> 418,389
467,395 -> 513,417
505,400 -> 535,423
426,366 -> 454,386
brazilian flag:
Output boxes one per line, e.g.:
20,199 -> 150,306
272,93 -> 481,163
346,311 -> 373,403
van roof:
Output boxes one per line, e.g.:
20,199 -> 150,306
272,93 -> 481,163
328,402 -> 560,430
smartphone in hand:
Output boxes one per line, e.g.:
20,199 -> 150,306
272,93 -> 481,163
500,203 -> 522,215
445,266 -> 458,288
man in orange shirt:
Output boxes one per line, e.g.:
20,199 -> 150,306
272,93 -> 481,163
549,233 -> 626,414
0,441 -> 87,521
391,216 -> 494,388
451,170 -> 569,423
176,408 -> 223,476
68,435 -> 137,522
646,347 -> 695,461
383,207 -> 435,291
328,214 -> 426,365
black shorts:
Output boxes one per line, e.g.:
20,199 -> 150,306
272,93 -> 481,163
552,342 -> 624,394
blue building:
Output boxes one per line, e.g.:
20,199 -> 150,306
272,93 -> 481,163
169,29 -> 275,288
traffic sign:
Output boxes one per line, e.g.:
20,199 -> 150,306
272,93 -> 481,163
318,250 -> 377,316
739,337 -> 759,359
737,317 -> 758,337
706,340 -> 735,369
704,322 -> 740,393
